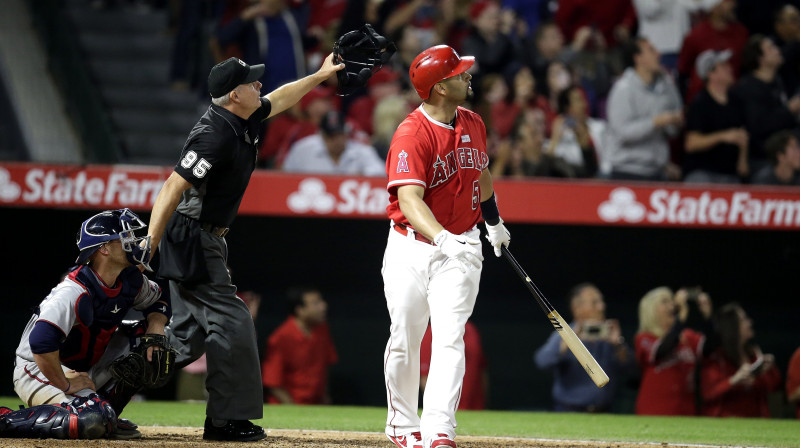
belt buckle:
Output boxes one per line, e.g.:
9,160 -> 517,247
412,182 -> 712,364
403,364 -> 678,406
218,227 -> 229,238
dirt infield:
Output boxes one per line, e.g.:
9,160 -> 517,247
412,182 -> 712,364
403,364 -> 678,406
0,426 -> 704,448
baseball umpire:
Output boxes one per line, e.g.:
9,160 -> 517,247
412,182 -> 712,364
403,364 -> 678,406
3,208 -> 174,440
381,45 -> 511,448
144,54 -> 343,441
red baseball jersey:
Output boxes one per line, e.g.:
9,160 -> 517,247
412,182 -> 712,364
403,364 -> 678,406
386,105 -> 489,235
634,329 -> 704,416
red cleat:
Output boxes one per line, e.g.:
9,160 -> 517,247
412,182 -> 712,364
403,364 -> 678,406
387,431 -> 423,448
430,433 -> 457,447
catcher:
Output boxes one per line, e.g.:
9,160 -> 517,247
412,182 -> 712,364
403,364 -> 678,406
2,209 -> 176,440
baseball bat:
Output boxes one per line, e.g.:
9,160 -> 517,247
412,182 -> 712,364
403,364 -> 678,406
500,246 -> 610,388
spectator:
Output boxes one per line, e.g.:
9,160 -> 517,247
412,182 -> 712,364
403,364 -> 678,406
461,0 -> 519,98
733,34 -> 800,173
635,286 -> 714,415
534,283 -> 636,413
699,303 -> 782,417
540,60 -> 574,134
490,66 -> 544,139
677,0 -> 749,103
373,95 -> 412,158
546,86 -> 603,178
215,0 -> 306,93
420,320 -> 488,410
490,108 -> 565,178
683,49 -> 749,184
378,0 -> 455,50
633,0 -> 701,74
520,21 -> 577,89
282,110 -> 385,176
347,67 -> 403,137
262,287 -> 337,404
787,346 -> 800,419
605,37 -> 684,181
554,0 -> 637,50
501,0 -> 553,39
752,129 -> 800,185
270,85 -> 339,168
772,4 -> 800,96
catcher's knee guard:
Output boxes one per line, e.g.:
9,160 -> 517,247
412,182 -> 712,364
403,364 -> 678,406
0,394 -> 116,439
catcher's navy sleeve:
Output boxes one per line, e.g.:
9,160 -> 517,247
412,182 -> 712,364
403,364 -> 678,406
29,321 -> 66,354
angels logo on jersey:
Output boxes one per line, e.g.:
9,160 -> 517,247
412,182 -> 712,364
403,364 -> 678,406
430,147 -> 489,188
396,150 -> 410,173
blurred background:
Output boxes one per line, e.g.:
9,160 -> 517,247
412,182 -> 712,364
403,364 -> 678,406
1,0 -> 799,418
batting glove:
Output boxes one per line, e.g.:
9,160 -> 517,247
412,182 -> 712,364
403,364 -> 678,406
485,218 -> 511,257
434,230 -> 483,273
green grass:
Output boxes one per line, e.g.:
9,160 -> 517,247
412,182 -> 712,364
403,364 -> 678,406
2,397 -> 798,447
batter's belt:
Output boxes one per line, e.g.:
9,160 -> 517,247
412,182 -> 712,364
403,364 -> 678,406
393,223 -> 434,245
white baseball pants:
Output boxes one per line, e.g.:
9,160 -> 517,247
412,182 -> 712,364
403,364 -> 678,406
382,224 -> 482,443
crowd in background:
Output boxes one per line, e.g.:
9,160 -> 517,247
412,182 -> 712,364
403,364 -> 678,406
173,281 -> 800,418
113,0 -> 800,185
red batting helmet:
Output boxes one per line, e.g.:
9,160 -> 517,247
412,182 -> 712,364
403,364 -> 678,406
409,45 -> 475,100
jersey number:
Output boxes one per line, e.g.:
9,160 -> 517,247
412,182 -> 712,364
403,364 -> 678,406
180,150 -> 212,178
472,180 -> 480,210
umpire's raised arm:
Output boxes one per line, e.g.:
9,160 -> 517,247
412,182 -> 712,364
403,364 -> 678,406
266,53 -> 343,119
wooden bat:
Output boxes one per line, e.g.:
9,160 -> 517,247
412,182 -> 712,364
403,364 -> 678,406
501,246 -> 610,388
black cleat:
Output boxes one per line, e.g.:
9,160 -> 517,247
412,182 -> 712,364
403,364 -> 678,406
203,417 -> 266,442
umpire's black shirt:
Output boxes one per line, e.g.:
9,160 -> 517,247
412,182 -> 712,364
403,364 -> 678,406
174,98 -> 272,227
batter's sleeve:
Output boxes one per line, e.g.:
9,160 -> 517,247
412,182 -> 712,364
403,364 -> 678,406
386,126 -> 431,194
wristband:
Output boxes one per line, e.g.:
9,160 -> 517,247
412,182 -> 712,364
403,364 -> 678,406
480,193 -> 500,226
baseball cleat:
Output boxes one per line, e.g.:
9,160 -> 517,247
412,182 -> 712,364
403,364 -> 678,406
203,417 -> 266,442
387,431 -> 423,448
430,433 -> 457,447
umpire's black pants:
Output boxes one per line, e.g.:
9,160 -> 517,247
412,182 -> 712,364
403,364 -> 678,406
167,231 -> 262,421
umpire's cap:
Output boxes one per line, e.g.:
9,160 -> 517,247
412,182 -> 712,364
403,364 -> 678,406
208,57 -> 265,98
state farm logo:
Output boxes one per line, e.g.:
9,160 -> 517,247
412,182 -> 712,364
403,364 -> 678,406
598,187 -> 645,223
287,177 -> 389,215
598,187 -> 800,227
1,167 -> 163,206
0,167 -> 21,202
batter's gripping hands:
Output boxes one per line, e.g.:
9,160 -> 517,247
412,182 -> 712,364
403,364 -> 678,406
434,230 -> 483,272
485,218 -> 511,257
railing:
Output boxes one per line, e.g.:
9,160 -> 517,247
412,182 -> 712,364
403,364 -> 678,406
28,0 -> 121,163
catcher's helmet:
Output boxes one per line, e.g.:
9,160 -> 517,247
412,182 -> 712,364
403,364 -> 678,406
333,24 -> 396,96
409,45 -> 475,100
75,208 -> 152,269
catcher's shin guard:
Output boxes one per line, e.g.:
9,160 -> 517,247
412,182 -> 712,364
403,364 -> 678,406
0,394 -> 116,439
100,379 -> 141,415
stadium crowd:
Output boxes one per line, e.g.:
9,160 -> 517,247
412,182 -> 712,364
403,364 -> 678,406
148,0 -> 800,185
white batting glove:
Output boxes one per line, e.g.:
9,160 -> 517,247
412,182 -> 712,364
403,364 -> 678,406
485,218 -> 511,257
434,230 -> 483,273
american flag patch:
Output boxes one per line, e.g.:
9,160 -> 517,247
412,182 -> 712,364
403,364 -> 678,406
461,135 -> 471,143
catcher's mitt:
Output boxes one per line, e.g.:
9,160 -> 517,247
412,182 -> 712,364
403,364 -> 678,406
333,23 -> 396,96
110,334 -> 177,390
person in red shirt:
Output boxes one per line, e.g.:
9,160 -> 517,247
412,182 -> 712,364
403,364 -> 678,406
555,0 -> 636,49
346,67 -> 403,137
420,320 -> 488,410
788,346 -> 800,419
382,45 -> 510,448
261,287 -> 337,405
634,286 -> 713,415
699,303 -> 781,417
677,0 -> 749,103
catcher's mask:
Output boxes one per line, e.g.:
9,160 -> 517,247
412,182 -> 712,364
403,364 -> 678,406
76,208 -> 152,270
333,23 -> 396,96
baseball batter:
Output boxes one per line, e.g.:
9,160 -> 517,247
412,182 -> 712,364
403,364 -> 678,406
382,45 -> 511,448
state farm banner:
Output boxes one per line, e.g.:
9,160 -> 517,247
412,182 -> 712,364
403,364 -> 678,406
2,162 -> 800,230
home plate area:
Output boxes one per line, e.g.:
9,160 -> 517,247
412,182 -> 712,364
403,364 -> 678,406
0,427 -> 727,448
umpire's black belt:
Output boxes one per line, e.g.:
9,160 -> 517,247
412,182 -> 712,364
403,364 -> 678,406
200,221 -> 229,238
